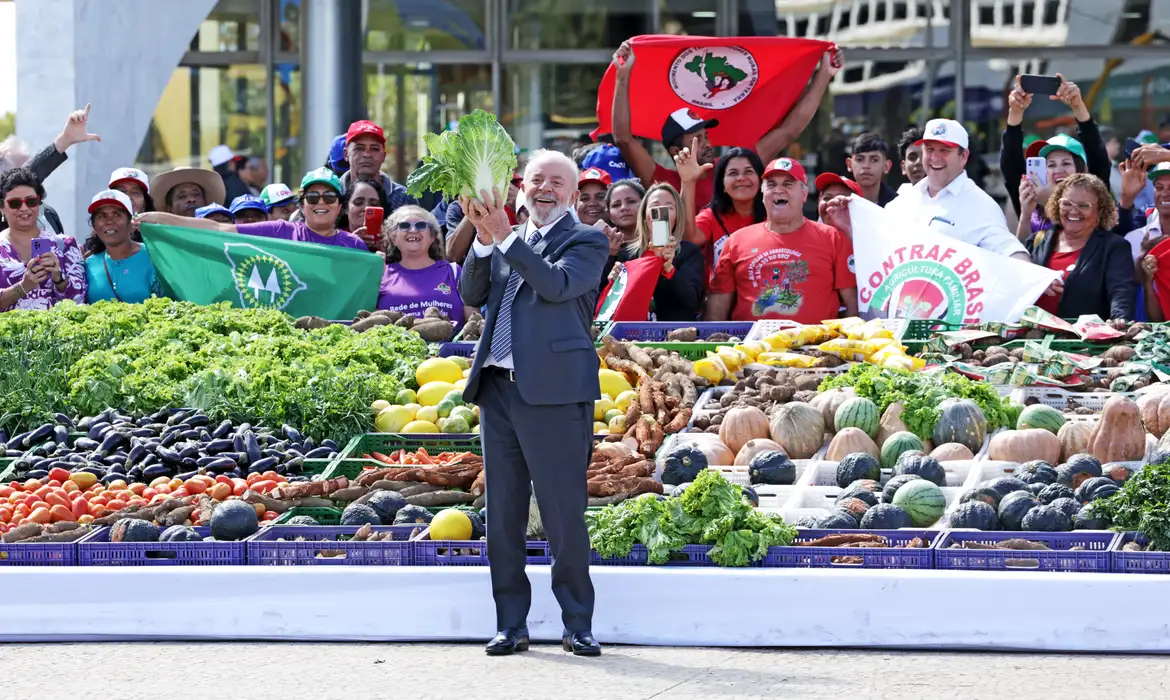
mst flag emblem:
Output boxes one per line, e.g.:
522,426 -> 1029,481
225,243 -> 307,310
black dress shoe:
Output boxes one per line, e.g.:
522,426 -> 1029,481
562,631 -> 601,656
485,628 -> 530,656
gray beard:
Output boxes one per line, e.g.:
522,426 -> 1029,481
529,201 -> 569,228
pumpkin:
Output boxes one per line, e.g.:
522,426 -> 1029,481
877,401 -> 909,448
931,442 -> 975,461
825,428 -> 879,462
1086,396 -> 1146,463
1056,421 -> 1094,463
1137,389 -> 1170,438
809,387 -> 855,433
719,406 -> 771,456
769,402 -> 825,459
674,433 -> 734,466
988,429 -> 1060,464
734,438 -> 786,466
932,398 -> 988,454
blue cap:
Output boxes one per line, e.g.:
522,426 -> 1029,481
195,203 -> 234,221
581,144 -> 636,183
230,194 -> 268,215
328,134 -> 349,173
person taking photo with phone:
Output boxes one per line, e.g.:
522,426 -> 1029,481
0,168 -> 86,311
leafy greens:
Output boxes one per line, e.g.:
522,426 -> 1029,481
406,110 -> 517,202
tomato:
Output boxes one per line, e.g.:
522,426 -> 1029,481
47,468 -> 70,483
43,492 -> 69,510
27,507 -> 51,524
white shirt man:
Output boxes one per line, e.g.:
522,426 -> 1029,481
885,119 -> 1029,260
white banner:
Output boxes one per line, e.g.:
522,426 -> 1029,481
849,197 -> 1060,324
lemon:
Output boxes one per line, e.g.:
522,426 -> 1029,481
604,408 -> 624,423
598,369 -> 632,398
417,381 -> 457,406
374,405 -> 413,433
448,355 -> 470,370
402,420 -> 440,434
454,378 -> 467,390
394,389 -> 416,406
416,406 -> 440,424
614,390 -> 638,411
442,417 -> 471,433
437,399 -> 457,418
402,403 -> 421,419
430,509 -> 473,540
416,357 -> 463,386
371,399 -> 391,413
608,414 -> 627,433
594,398 -> 616,420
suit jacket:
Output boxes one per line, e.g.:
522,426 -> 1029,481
1028,227 -> 1135,320
460,216 -> 610,406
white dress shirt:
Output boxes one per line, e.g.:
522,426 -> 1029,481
473,213 -> 568,369
885,171 -> 1027,257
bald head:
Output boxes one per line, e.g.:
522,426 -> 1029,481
522,149 -> 579,226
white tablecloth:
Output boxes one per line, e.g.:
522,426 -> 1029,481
2,565 -> 1169,650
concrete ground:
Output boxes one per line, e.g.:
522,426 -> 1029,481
1,643 -> 1167,699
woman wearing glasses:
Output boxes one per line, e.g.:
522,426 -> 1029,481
137,168 -> 367,250
0,168 -> 86,311
376,205 -> 472,326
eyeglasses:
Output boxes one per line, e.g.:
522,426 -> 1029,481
5,196 -> 40,210
396,221 -> 430,232
302,191 -> 339,205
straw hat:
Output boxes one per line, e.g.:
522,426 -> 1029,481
149,167 -> 227,208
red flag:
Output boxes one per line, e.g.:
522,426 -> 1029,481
593,35 -> 833,148
595,255 -> 665,322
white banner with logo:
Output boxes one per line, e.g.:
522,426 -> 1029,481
849,197 -> 1060,325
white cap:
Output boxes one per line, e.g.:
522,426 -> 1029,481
88,189 -> 134,216
108,167 -> 149,191
917,119 -> 969,150
208,144 -> 238,167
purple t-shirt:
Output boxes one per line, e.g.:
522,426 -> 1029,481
377,260 -> 465,326
236,220 -> 368,250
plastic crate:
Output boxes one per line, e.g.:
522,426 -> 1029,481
1111,532 -> 1170,574
1007,386 -> 1132,412
77,527 -> 245,566
438,342 -> 476,358
247,525 -> 416,565
606,322 -> 755,343
336,433 -> 482,461
590,544 -> 737,567
414,539 -> 551,566
271,506 -> 343,525
0,531 -> 86,566
934,530 -> 1118,572
762,529 -> 937,569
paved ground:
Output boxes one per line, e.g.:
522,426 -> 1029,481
1,643 -> 1167,699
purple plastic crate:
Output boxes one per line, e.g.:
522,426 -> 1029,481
247,525 -> 416,566
78,527 -> 244,566
438,342 -> 475,358
763,529 -> 938,569
1110,532 -> 1170,574
606,322 -> 754,343
414,539 -> 551,566
591,544 -> 735,567
0,537 -> 83,566
935,530 -> 1118,572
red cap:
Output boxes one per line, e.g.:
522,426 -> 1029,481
578,167 -> 612,188
814,172 -> 863,197
346,120 -> 385,145
761,157 -> 808,185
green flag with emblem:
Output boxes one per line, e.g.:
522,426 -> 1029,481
140,223 -> 382,319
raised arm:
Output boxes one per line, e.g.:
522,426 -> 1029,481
611,41 -> 659,185
755,48 -> 842,163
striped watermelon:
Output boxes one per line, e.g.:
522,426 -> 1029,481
892,479 -> 946,526
880,431 -> 924,468
1016,404 -> 1065,434
835,397 -> 880,438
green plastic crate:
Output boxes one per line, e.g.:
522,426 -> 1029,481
272,506 -> 343,525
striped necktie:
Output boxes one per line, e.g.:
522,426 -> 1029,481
489,229 -> 542,362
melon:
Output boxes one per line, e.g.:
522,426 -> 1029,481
891,479 -> 946,527
834,397 -> 880,438
880,431 -> 925,468
1017,404 -> 1065,434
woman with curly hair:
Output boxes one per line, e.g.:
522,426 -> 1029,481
1028,173 -> 1134,319
376,205 -> 474,325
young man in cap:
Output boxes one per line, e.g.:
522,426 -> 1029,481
706,157 -> 857,323
342,120 -> 414,211
209,145 -> 251,205
108,168 -> 152,214
150,167 -> 227,219
829,119 -> 1029,260
261,183 -> 298,221
610,40 -> 840,242
846,132 -> 897,207
229,194 -> 269,224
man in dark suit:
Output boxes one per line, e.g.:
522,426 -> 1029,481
459,150 -> 609,657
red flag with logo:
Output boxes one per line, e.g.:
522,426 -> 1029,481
593,35 -> 833,147
595,255 -> 665,322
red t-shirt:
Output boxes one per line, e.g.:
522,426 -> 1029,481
652,164 -> 715,210
1037,248 -> 1082,316
710,220 -> 856,324
695,207 -> 757,285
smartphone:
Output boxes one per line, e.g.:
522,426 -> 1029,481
1124,138 -> 1143,159
1020,74 -> 1062,96
364,206 -> 384,238
1025,157 -> 1047,188
30,238 -> 55,258
650,207 -> 671,247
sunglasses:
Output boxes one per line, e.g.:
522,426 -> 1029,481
396,221 -> 430,232
302,191 -> 340,205
5,196 -> 40,210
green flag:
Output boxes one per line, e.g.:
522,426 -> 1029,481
140,223 -> 382,319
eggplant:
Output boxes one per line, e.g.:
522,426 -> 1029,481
86,422 -> 109,441
96,431 -> 127,458
23,423 -> 54,448
212,420 -> 233,439
73,437 -> 100,451
141,464 -> 172,480
244,432 -> 262,464
304,446 -> 334,459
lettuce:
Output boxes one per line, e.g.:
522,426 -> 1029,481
407,110 -> 517,201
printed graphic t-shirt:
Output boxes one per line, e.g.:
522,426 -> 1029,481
709,219 -> 855,323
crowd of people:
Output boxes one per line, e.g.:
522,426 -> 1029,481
4,47 -> 1170,325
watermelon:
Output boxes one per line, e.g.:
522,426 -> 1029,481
891,479 -> 946,526
835,397 -> 880,438
1017,404 -> 1065,434
880,431 -> 925,468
